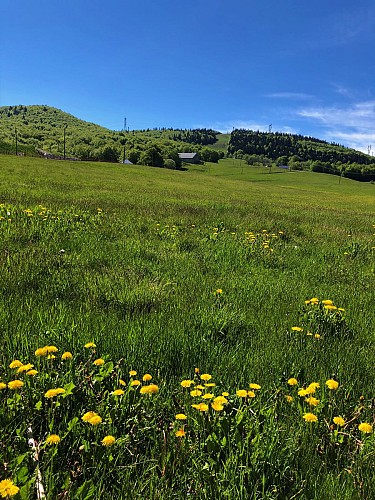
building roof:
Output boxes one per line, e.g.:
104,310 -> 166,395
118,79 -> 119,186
178,152 -> 199,159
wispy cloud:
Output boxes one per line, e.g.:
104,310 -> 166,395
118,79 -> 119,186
297,100 -> 375,153
266,92 -> 314,100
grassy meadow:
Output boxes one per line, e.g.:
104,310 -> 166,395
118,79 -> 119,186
1,155 -> 375,499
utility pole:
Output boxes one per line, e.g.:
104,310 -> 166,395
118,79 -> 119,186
63,125 -> 67,160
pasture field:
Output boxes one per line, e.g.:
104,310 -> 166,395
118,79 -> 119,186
0,155 -> 375,499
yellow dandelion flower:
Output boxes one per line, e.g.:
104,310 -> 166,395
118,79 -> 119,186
0,479 -> 20,498
175,428 -> 186,437
194,367 -> 200,374
211,401 -> 224,411
102,435 -> 116,447
140,384 -> 159,394
26,369 -> 38,376
190,389 -> 202,397
321,300 -> 333,305
46,345 -> 58,353
291,326 -> 303,332
202,393 -> 214,399
142,374 -> 152,382
358,422 -> 373,433
8,380 -> 24,390
89,415 -> 102,426
221,392 -> 229,397
119,379 -> 126,386
61,352 -> 73,360
44,388 -> 65,398
305,397 -> 320,406
45,434 -> 60,445
326,379 -> 339,390
47,354 -> 56,360
192,403 -> 209,412
181,379 -> 194,388
35,347 -> 48,357
129,370 -> 137,376
249,383 -> 261,390
84,342 -> 96,348
130,380 -> 141,386
298,388 -> 308,397
17,363 -> 34,373
303,413 -> 318,423
93,358 -> 105,366
195,385 -> 205,390
333,416 -> 345,427
324,305 -> 337,311
0,382 -> 7,390
287,378 -> 298,386
112,389 -> 125,396
236,390 -> 248,398
200,374 -> 212,381
175,414 -> 187,420
247,390 -> 256,398
214,395 -> 228,404
82,411 -> 98,422
314,334 -> 321,339
205,383 -> 216,387
9,360 -> 23,369
285,395 -> 293,403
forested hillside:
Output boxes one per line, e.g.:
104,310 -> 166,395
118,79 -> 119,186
0,105 -> 223,167
229,129 -> 375,177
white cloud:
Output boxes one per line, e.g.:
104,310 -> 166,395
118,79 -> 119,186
297,100 -> 375,153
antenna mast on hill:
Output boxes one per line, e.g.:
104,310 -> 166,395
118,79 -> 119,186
368,145 -> 372,156
269,124 -> 272,133
123,117 -> 127,132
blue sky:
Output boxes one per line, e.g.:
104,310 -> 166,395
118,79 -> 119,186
1,0 -> 374,153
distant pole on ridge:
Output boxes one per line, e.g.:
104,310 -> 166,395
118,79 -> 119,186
124,117 -> 127,131
269,124 -> 272,133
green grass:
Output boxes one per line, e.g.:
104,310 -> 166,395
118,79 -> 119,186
1,155 -> 375,499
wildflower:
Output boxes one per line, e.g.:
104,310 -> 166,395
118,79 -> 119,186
9,360 -> 23,369
358,423 -> 373,433
191,403 -> 209,412
194,367 -> 200,374
26,370 -> 38,376
89,415 -> 102,426
310,297 -> 319,305
46,346 -> 58,353
130,380 -> 141,387
45,434 -> 60,445
285,395 -> 293,403
0,383 -> 6,390
84,342 -> 96,348
291,326 -> 303,332
112,389 -> 124,396
8,380 -> 24,390
214,395 -> 228,404
142,374 -> 152,382
175,429 -> 186,437
62,352 -> 73,360
325,305 -> 337,311
181,379 -> 194,388
205,383 -> 216,387
236,390 -> 248,398
221,392 -> 229,397
216,289 -> 223,294
44,388 -> 65,398
0,478 -> 20,498
200,374 -> 212,381
17,363 -> 34,373
140,384 -> 159,394
298,388 -> 308,397
119,379 -> 126,386
190,389 -> 202,397
129,370 -> 137,377
303,413 -> 318,423
47,354 -> 56,360
211,401 -> 224,411
287,378 -> 298,386
195,385 -> 205,390
202,393 -> 214,399
35,347 -> 48,357
93,358 -> 105,366
305,397 -> 320,406
314,334 -> 321,339
175,414 -> 187,420
102,435 -> 116,447
326,379 -> 339,390
249,383 -> 261,390
82,411 -> 98,422
247,390 -> 256,398
321,300 -> 333,305
333,416 -> 345,427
